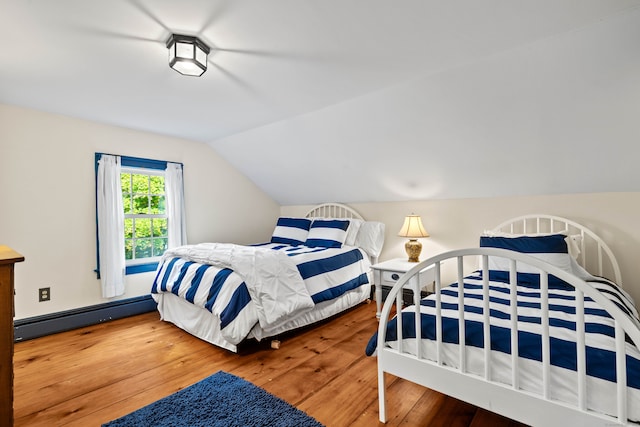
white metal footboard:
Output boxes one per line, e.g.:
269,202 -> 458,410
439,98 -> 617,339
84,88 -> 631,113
376,248 -> 640,426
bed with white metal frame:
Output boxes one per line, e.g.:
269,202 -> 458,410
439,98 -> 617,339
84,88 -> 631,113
154,203 -> 376,352
375,215 -> 640,426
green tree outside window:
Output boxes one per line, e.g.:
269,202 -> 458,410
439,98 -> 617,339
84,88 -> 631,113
121,171 -> 168,262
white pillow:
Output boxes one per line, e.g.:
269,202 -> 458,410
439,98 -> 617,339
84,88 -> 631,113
565,234 -> 582,259
343,218 -> 363,246
354,221 -> 385,258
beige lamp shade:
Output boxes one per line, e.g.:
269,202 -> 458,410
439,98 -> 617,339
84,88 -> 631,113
398,214 -> 429,262
398,215 -> 429,238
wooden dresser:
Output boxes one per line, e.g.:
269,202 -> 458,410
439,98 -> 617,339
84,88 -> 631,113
0,246 -> 24,425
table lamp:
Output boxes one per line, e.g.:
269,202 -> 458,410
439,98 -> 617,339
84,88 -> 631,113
398,214 -> 429,262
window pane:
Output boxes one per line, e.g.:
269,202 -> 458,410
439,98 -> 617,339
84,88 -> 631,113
132,174 -> 149,193
135,218 -> 151,238
153,218 -> 168,237
125,239 -> 133,260
150,175 -> 165,195
133,195 -> 149,214
124,218 -> 133,239
121,173 -> 131,193
135,238 -> 152,259
150,195 -> 166,214
122,194 -> 132,214
153,238 -> 168,256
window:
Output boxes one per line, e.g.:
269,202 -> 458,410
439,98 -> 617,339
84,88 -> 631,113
121,168 -> 168,266
95,153 -> 185,280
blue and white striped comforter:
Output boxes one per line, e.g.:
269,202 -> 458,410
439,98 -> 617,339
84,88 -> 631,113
152,242 -> 370,345
366,270 -> 640,419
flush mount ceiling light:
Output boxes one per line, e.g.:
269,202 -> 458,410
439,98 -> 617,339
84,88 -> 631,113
166,34 -> 210,77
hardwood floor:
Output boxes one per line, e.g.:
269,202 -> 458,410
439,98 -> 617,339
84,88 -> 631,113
13,302 -> 527,426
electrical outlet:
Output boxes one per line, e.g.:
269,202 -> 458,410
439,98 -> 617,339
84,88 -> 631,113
39,287 -> 50,302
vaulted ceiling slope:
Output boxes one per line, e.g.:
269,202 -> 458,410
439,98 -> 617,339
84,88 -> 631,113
2,1 -> 640,204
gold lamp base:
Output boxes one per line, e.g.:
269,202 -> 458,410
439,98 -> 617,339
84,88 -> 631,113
405,239 -> 422,263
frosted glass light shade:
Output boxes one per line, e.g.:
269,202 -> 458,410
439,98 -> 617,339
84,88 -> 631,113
166,34 -> 210,77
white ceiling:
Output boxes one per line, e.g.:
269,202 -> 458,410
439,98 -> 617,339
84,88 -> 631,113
2,1 -> 640,204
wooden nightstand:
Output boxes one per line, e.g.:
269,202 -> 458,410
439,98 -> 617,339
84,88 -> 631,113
371,258 -> 436,318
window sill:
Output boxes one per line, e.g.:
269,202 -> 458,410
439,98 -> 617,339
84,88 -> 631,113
125,263 -> 158,275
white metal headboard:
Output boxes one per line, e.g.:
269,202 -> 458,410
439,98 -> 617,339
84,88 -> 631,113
304,203 -> 379,264
493,214 -> 622,286
304,203 -> 364,220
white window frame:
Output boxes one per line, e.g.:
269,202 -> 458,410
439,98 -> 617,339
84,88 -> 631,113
121,166 -> 168,267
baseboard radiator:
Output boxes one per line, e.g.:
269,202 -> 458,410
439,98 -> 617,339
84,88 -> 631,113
14,295 -> 157,342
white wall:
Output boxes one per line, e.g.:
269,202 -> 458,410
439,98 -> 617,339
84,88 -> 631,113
282,193 -> 640,304
211,8 -> 640,205
0,104 -> 279,320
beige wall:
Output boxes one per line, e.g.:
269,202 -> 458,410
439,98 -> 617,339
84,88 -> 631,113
0,104 -> 279,319
282,193 -> 640,303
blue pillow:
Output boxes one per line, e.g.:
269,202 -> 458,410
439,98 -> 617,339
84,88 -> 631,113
305,219 -> 350,248
271,217 -> 312,246
479,234 -> 572,274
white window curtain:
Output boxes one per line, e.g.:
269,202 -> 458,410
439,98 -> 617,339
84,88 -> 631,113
97,154 -> 125,298
165,162 -> 187,248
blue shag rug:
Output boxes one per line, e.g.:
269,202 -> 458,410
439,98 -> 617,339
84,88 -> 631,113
102,371 -> 324,427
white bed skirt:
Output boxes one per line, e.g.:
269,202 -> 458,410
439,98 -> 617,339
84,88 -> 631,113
153,283 -> 371,353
